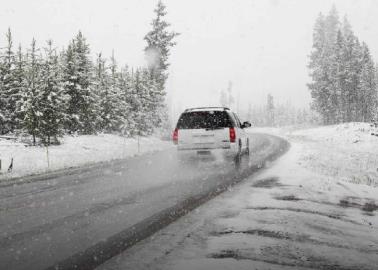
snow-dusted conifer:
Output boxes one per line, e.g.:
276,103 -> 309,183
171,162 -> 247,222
118,66 -> 135,136
107,52 -> 125,132
38,40 -> 67,145
0,28 -> 18,133
359,43 -> 377,122
63,31 -> 99,134
96,51 -> 124,132
14,45 -> 27,130
144,0 -> 179,131
308,7 -> 377,124
21,39 -> 43,145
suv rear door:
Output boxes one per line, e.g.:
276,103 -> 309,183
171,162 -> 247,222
176,110 -> 233,150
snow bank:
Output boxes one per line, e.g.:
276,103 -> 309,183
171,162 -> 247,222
0,134 -> 172,180
249,123 -> 378,187
289,122 -> 378,186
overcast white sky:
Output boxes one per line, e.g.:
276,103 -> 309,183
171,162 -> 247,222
1,0 -> 378,118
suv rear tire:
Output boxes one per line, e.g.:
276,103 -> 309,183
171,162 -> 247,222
234,140 -> 242,165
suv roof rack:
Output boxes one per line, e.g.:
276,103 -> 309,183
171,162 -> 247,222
184,107 -> 230,112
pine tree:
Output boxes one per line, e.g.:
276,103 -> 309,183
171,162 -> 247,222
14,45 -> 27,130
38,40 -> 67,145
324,6 -> 340,124
108,52 -> 125,132
96,51 -> 124,133
95,53 -> 111,131
308,7 -> 377,124
0,28 -> 18,133
340,17 -> 356,122
144,1 -> 179,81
118,65 -> 135,136
308,13 -> 329,123
144,0 -> 179,131
63,31 -> 99,134
20,39 -> 43,145
359,43 -> 377,122
130,69 -> 144,136
62,41 -> 79,132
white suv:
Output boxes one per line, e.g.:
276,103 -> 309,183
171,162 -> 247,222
172,107 -> 251,163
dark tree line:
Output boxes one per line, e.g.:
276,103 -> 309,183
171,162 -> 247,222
0,1 -> 178,145
308,6 -> 377,125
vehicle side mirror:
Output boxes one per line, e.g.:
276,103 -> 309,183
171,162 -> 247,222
241,121 -> 252,128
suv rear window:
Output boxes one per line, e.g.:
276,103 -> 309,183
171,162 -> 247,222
176,111 -> 233,129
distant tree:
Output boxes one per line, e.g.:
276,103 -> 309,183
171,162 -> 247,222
220,89 -> 228,107
219,81 -> 235,108
266,94 -> 275,126
226,81 -> 234,108
247,103 -> 252,122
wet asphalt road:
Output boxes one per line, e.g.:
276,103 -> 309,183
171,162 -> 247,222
0,133 -> 287,270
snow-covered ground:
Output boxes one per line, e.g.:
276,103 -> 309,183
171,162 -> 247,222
0,134 -> 172,181
97,123 -> 378,270
289,122 -> 378,187
254,123 -> 378,187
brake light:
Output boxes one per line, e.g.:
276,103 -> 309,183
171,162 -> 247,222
173,128 -> 178,144
229,127 -> 236,143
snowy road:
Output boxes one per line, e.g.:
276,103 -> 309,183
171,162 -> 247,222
0,133 -> 288,270
96,127 -> 378,270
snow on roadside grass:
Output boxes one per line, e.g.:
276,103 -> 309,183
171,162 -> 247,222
288,122 -> 378,186
0,134 -> 172,181
249,123 -> 378,187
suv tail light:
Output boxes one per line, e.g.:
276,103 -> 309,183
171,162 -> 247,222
172,128 -> 178,144
229,127 -> 236,143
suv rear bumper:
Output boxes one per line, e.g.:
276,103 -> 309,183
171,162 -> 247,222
176,143 -> 238,159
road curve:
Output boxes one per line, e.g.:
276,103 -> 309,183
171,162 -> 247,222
0,133 -> 289,270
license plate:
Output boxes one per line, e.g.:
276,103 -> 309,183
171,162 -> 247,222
193,134 -> 214,144
197,150 -> 211,155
